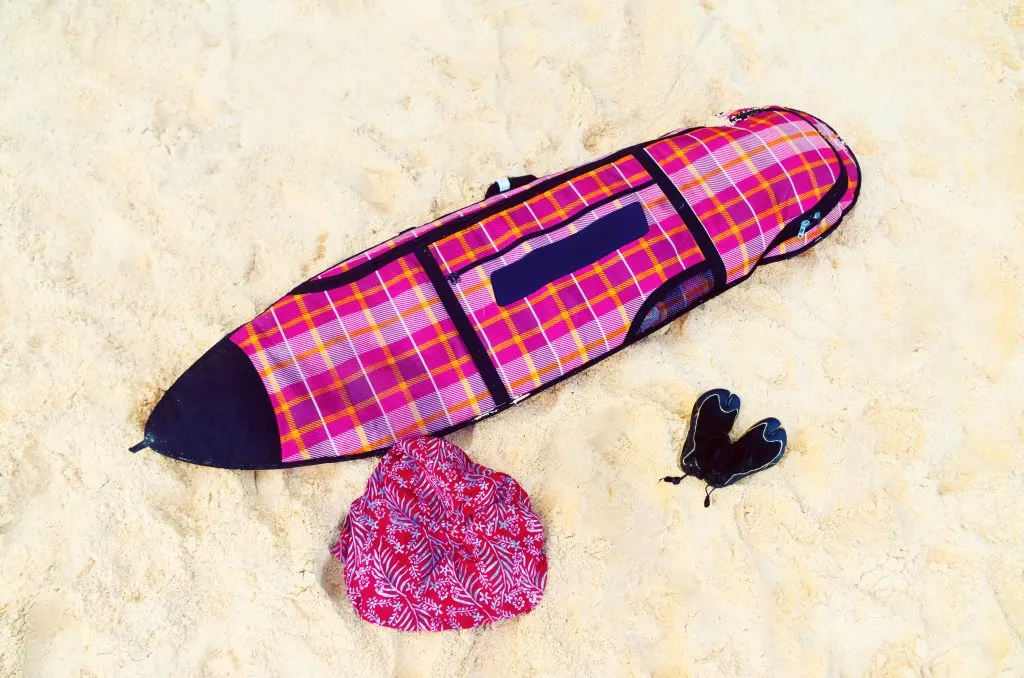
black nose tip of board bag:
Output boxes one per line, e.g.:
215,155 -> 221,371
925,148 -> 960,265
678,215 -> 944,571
132,338 -> 281,469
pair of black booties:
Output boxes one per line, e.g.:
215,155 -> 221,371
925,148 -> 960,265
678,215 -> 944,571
662,389 -> 788,507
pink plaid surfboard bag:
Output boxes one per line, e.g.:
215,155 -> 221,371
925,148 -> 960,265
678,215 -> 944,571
330,436 -> 547,631
132,106 -> 861,469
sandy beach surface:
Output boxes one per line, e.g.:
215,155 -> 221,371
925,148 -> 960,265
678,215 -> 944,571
2,1 -> 1022,676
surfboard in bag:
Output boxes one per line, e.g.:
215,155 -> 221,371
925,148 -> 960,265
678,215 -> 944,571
131,106 -> 861,469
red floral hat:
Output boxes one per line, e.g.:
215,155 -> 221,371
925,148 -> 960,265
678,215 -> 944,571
331,437 -> 547,631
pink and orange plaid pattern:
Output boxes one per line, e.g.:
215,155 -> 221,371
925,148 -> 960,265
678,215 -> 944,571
231,253 -> 494,463
229,107 -> 858,462
431,156 -> 649,275
438,184 -> 705,397
646,108 -> 842,282
635,269 -> 717,335
764,115 -> 861,259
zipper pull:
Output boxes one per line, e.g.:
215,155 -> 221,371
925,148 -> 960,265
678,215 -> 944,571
798,210 -> 823,237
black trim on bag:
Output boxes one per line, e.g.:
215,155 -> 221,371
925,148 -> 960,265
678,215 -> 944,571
760,110 -> 862,264
623,263 -> 714,343
289,134 -> 706,296
288,106 -> 838,296
446,179 -> 656,283
625,123 -> 851,342
414,248 -> 512,410
763,135 -> 849,249
490,202 -> 651,306
484,174 -> 538,199
633,150 -> 728,292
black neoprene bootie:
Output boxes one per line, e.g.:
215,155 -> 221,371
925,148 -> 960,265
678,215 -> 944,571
702,418 -> 787,507
661,388 -> 741,484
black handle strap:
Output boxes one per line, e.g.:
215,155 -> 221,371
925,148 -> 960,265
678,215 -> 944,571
484,175 -> 538,200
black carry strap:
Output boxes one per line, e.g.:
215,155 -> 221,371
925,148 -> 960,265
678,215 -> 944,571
634,151 -> 728,292
414,249 -> 512,410
484,175 -> 538,200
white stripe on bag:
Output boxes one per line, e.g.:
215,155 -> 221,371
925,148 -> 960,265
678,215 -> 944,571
323,293 -> 398,442
374,270 -> 454,429
270,307 -> 341,458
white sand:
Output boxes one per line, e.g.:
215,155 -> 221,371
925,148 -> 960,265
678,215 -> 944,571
2,1 -> 1022,675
